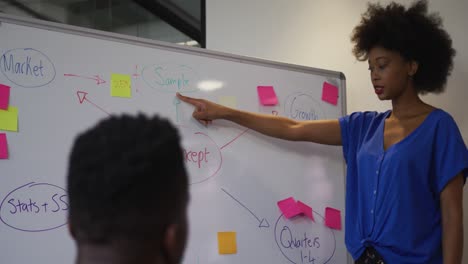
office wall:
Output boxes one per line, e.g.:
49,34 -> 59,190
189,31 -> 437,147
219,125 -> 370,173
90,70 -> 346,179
206,0 -> 468,261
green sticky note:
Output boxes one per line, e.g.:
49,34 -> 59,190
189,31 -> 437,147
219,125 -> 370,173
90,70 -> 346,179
218,96 -> 237,109
0,106 -> 18,131
111,73 -> 132,98
217,231 -> 237,254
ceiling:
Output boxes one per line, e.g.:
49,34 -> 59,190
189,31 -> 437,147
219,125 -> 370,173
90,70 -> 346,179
0,0 -> 204,47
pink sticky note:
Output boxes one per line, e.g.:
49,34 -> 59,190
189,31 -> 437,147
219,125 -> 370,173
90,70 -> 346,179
277,197 -> 302,219
325,207 -> 342,230
0,84 -> 10,110
321,82 -> 339,105
0,133 -> 8,159
257,86 -> 278,106
297,200 -> 314,221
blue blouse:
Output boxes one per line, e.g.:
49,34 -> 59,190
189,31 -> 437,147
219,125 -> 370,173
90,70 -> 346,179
339,109 -> 468,263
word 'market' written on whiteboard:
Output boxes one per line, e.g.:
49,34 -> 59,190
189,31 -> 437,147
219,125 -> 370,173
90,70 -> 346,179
2,54 -> 44,77
0,48 -> 56,88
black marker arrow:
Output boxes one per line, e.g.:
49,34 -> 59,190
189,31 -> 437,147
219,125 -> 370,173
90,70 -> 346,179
221,188 -> 270,228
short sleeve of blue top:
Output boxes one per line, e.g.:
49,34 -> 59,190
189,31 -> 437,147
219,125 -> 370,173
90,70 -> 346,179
339,109 -> 468,264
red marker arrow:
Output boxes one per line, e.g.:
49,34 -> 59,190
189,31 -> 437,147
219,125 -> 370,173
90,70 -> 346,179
77,91 -> 88,104
220,128 -> 249,150
76,91 -> 110,116
65,74 -> 106,85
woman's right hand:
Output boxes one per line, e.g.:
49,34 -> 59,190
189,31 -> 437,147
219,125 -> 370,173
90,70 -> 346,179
177,92 -> 341,145
176,92 -> 228,125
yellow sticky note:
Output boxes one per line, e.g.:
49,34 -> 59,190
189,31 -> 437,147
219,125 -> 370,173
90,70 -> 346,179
218,231 -> 237,254
218,96 -> 237,109
111,73 -> 132,98
0,106 -> 18,131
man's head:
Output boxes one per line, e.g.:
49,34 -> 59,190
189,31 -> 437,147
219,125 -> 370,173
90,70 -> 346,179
67,114 -> 189,263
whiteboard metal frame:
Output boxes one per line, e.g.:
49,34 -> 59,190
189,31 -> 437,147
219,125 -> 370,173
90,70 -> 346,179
0,14 -> 345,81
0,12 -> 351,264
0,13 -> 346,111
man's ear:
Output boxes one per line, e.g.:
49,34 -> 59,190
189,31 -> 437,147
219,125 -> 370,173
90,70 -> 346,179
68,219 -> 76,238
408,60 -> 419,77
162,224 -> 179,262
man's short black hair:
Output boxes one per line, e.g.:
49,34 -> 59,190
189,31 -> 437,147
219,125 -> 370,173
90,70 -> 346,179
67,114 -> 188,244
351,0 -> 456,94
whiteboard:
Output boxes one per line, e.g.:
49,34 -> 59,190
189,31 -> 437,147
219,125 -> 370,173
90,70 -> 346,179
0,14 -> 349,264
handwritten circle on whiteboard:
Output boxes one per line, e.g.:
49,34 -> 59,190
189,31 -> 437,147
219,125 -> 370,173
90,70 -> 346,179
141,64 -> 199,93
284,93 -> 325,121
0,182 -> 68,232
0,48 -> 56,88
274,212 -> 336,264
179,126 -> 222,185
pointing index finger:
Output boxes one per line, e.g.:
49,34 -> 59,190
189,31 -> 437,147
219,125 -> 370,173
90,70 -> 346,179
176,92 -> 205,109
177,92 -> 196,104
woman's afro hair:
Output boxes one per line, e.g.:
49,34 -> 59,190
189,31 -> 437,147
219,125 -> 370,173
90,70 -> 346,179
351,0 -> 456,94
